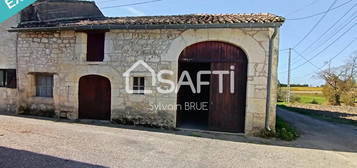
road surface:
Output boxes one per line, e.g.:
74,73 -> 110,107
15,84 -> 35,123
0,112 -> 356,168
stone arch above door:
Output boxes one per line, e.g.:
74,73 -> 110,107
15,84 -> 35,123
163,28 -> 268,64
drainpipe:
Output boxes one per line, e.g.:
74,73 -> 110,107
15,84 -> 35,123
15,28 -> 20,114
265,27 -> 278,131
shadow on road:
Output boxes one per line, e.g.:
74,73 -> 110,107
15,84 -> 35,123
278,105 -> 357,126
0,146 -> 107,168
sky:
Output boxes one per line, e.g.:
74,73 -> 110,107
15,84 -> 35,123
93,0 -> 357,86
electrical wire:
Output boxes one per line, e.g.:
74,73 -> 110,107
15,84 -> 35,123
299,2 -> 357,54
286,0 -> 320,16
293,49 -> 321,70
282,22 -> 357,73
100,0 -> 163,9
319,38 -> 357,69
293,0 -> 338,49
286,0 -> 354,20
306,10 -> 357,54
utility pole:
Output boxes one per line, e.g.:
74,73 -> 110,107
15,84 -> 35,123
287,48 -> 292,103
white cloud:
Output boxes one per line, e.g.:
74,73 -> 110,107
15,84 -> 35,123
126,7 -> 146,16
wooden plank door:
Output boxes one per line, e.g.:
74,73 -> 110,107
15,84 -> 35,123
177,41 -> 248,132
209,62 -> 247,133
79,75 -> 111,120
208,42 -> 248,133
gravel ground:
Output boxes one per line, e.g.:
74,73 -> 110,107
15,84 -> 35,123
0,113 -> 357,168
288,103 -> 357,121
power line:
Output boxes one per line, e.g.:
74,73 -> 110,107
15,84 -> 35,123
297,38 -> 356,80
319,38 -> 357,69
100,0 -> 163,9
293,0 -> 338,49
289,22 -> 357,72
299,2 -> 357,54
286,0 -> 320,16
306,10 -> 357,54
281,9 -> 357,72
286,0 -> 354,20
293,49 -> 321,70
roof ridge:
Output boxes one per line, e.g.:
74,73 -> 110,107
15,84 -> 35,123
103,13 -> 283,19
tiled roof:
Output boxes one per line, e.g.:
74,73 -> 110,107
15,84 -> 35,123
69,13 -> 285,26
18,13 -> 284,27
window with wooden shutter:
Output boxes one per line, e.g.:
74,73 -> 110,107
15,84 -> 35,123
36,75 -> 54,97
133,77 -> 145,95
86,32 -> 105,62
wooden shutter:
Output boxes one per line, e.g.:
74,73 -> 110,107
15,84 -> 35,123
0,70 -> 5,87
87,32 -> 105,62
6,69 -> 16,89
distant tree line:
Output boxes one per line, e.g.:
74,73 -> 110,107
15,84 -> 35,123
278,81 -> 310,87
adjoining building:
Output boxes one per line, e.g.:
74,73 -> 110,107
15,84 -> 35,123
3,0 -> 284,134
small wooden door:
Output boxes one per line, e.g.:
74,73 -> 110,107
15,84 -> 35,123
79,75 -> 111,120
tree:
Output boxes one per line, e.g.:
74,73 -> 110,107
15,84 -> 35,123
320,53 -> 357,106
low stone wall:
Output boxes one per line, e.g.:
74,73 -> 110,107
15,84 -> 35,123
112,108 -> 175,128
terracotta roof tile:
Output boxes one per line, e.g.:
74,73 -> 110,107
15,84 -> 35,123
18,13 -> 284,28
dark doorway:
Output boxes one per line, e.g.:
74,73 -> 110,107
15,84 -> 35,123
177,62 -> 211,130
79,75 -> 111,120
177,41 -> 248,133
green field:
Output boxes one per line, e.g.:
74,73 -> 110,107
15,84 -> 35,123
281,87 -> 323,92
280,87 -> 327,105
294,93 -> 326,105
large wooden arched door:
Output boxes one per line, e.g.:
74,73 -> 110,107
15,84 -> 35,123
177,41 -> 248,133
79,75 -> 111,120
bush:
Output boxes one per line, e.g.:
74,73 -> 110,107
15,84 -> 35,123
256,117 -> 299,141
276,117 -> 299,141
311,99 -> 319,104
277,89 -> 287,102
341,93 -> 355,106
290,95 -> 301,103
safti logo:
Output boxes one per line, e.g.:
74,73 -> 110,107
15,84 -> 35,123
123,60 -> 236,94
0,0 -> 36,23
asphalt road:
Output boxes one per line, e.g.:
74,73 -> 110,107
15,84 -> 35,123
277,108 -> 357,152
0,112 -> 356,168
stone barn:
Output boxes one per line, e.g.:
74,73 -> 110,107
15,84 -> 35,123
4,0 -> 284,134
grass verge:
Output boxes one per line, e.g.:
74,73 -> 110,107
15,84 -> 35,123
258,116 -> 299,141
278,104 -> 357,127
275,116 -> 299,141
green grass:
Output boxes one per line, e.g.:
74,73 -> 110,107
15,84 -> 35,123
257,115 -> 299,141
275,116 -> 299,141
278,104 -> 357,127
281,87 -> 323,92
295,94 -> 326,105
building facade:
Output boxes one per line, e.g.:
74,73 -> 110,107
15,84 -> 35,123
2,0 -> 284,134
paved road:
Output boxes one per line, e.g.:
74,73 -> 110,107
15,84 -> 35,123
0,113 -> 356,168
277,108 -> 357,152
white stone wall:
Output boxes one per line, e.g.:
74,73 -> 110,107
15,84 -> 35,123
0,15 -> 19,113
16,27 -> 280,134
